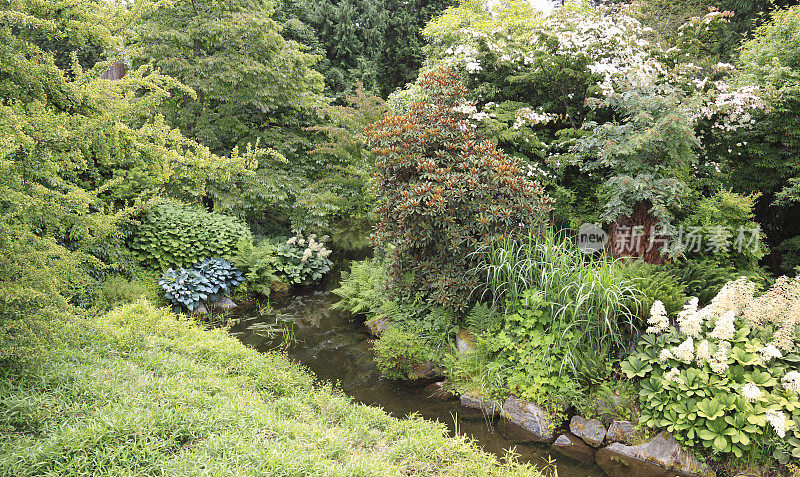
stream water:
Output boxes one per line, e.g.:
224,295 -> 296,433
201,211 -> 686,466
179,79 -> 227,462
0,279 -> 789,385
230,281 -> 604,477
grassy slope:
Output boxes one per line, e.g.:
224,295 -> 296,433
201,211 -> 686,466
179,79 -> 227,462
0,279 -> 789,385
0,301 -> 539,476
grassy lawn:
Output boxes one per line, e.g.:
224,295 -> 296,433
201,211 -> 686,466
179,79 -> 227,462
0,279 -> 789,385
0,301 -> 539,476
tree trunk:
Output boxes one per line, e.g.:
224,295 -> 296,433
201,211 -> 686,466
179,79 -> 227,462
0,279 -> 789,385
608,200 -> 668,264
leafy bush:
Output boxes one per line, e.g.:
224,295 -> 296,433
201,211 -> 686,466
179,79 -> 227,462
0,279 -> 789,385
274,233 -> 333,285
232,238 -> 280,296
158,258 -> 243,312
667,259 -> 770,306
372,326 -> 432,380
619,259 -> 688,318
130,203 -> 252,271
193,258 -> 244,301
488,290 -> 580,407
90,275 -> 161,314
676,190 -> 768,270
481,234 -> 640,360
367,67 -> 552,313
332,257 -> 388,316
158,268 -> 213,313
623,277 -> 800,463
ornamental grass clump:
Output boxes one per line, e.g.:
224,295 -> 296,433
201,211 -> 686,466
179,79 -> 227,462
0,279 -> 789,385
623,276 -> 800,464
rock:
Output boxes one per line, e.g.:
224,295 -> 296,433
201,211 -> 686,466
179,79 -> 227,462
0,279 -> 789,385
733,469 -> 763,477
595,431 -> 713,477
366,316 -> 391,337
406,361 -> 443,384
213,296 -> 238,311
498,396 -> 556,443
191,302 -> 208,316
423,381 -> 457,401
552,432 -> 596,466
569,415 -> 606,447
606,420 -> 636,445
456,329 -> 476,354
460,393 -> 500,420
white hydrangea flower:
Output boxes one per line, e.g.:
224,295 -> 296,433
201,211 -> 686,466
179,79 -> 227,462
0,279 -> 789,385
646,300 -> 669,334
741,382 -> 762,403
756,344 -> 783,365
673,337 -> 695,363
766,410 -> 787,438
709,310 -> 736,341
783,371 -> 800,393
659,349 -> 674,363
664,367 -> 683,385
695,340 -> 711,364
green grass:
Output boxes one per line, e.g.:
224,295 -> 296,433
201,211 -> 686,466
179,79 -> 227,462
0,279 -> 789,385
0,301 -> 540,476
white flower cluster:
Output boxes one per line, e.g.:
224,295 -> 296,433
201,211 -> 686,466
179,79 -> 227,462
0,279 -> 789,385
742,275 -> 800,352
709,340 -> 730,374
766,410 -> 788,438
783,371 -> 800,393
673,337 -> 695,363
513,107 -> 556,130
646,300 -> 669,334
709,310 -> 736,341
695,339 -> 711,365
756,344 -> 783,365
741,382 -> 762,403
664,367 -> 684,385
677,297 -> 702,337
288,233 -> 332,263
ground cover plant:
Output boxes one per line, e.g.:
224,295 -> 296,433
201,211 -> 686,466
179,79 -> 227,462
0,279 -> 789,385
623,277 -> 800,466
0,301 -> 541,476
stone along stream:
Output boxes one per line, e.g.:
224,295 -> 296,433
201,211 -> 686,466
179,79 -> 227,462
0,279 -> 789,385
229,282 -> 604,477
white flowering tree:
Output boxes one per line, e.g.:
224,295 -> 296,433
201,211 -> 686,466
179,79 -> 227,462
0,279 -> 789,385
405,0 -> 768,251
623,276 -> 800,463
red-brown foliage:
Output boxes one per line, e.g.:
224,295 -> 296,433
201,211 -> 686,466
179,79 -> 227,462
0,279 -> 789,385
367,67 -> 552,313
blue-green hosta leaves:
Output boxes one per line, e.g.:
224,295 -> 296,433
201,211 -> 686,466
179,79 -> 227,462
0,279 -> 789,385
159,258 -> 243,312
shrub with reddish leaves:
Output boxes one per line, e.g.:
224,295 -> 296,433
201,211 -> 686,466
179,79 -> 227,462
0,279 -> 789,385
367,68 -> 552,313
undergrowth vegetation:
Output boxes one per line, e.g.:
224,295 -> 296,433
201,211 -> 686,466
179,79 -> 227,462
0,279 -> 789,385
0,301 -> 540,476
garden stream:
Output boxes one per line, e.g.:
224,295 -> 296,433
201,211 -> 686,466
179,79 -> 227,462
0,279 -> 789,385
230,280 -> 604,477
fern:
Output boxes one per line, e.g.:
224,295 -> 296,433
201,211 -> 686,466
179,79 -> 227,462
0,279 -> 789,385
332,258 -> 387,316
464,302 -> 500,334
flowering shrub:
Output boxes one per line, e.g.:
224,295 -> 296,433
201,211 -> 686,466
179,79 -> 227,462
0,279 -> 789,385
368,67 -> 551,313
275,233 -> 333,285
623,277 -> 800,462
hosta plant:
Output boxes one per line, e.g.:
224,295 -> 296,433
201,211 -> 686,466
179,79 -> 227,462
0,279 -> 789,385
623,277 -> 800,463
158,268 -> 214,313
275,233 -> 333,285
193,258 -> 244,302
159,259 -> 244,313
